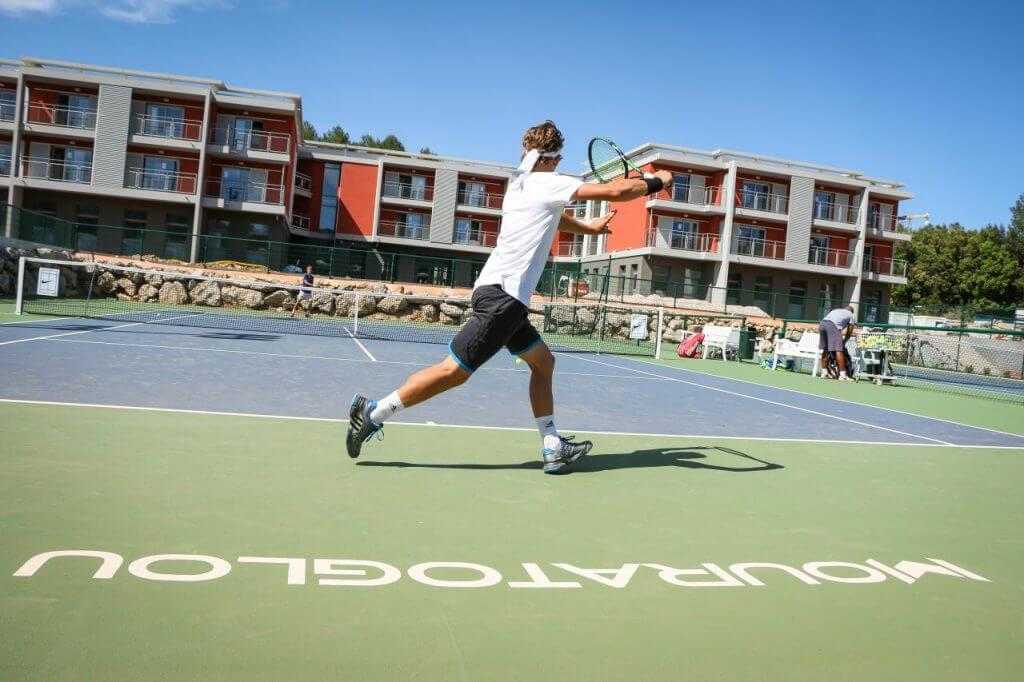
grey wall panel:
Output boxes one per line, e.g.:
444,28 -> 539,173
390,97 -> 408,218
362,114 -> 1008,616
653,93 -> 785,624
430,168 -> 457,243
785,175 -> 814,265
92,84 -> 132,190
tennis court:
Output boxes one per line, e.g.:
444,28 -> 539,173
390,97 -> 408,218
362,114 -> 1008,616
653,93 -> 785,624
3,303 -> 1024,680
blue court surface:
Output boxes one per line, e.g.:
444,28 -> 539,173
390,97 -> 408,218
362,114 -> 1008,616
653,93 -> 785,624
2,313 -> 1023,449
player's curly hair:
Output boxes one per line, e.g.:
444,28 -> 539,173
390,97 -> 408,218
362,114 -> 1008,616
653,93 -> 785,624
521,120 -> 564,154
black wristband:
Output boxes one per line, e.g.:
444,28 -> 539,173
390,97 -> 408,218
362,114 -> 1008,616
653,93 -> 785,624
643,177 -> 665,195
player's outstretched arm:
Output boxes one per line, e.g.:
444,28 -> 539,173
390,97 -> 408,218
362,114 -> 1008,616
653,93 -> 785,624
573,170 -> 673,202
558,210 -> 616,235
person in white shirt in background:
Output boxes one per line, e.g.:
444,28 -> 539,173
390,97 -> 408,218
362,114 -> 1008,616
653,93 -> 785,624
346,121 -> 673,473
820,305 -> 856,380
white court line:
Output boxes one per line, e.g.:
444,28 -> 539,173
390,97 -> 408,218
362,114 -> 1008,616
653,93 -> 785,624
568,354 -> 954,446
0,316 -> 74,325
1,397 -> 1023,449
596,353 -> 1024,444
344,327 -> 377,362
0,313 -> 201,347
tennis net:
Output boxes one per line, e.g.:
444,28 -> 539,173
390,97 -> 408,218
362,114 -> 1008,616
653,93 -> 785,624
15,257 -> 669,356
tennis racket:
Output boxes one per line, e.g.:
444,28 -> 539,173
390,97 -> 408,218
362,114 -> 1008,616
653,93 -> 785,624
587,137 -> 655,183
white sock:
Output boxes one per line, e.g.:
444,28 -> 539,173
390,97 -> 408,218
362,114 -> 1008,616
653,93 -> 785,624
370,391 -> 404,424
536,415 -> 560,451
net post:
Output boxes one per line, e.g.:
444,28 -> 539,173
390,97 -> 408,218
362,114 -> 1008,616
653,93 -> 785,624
655,307 -> 664,359
14,256 -> 26,314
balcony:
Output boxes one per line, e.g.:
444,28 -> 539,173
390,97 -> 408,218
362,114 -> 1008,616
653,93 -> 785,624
125,167 -> 197,194
867,212 -> 913,241
808,245 -> 852,268
456,188 -> 503,210
21,156 -> 92,184
813,201 -> 859,227
291,213 -> 310,230
555,241 -> 583,257
130,113 -> 202,142
863,256 -> 907,278
209,127 -> 291,155
26,103 -> 97,131
564,202 -> 587,219
737,189 -> 788,215
379,217 -> 430,241
382,180 -> 433,202
453,228 -> 498,247
731,236 -> 786,260
0,101 -> 14,122
0,154 -> 10,176
294,172 -> 312,196
651,184 -> 724,208
204,177 -> 285,205
646,227 -> 718,254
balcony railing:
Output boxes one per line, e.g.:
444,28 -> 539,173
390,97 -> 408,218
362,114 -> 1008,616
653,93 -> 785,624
209,127 -> 291,154
26,102 -> 97,130
294,172 -> 312,193
381,180 -> 433,202
457,188 -> 503,209
863,257 -> 907,277
808,245 -> 852,268
556,241 -> 583,257
21,156 -> 92,183
653,184 -> 724,207
125,167 -> 197,194
0,101 -> 14,122
564,202 -> 587,219
731,236 -> 786,260
378,218 -> 430,240
813,201 -> 859,225
737,189 -> 788,214
131,113 -> 202,141
291,214 -> 310,230
0,154 -> 10,176
646,227 -> 717,253
867,212 -> 911,233
453,229 -> 498,247
204,176 -> 285,205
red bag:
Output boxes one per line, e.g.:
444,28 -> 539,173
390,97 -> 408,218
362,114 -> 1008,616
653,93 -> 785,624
677,332 -> 704,358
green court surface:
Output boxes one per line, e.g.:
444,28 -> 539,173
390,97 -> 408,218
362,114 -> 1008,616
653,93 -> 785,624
2,401 -> 1022,681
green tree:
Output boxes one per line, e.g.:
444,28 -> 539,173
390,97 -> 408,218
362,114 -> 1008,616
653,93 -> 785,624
1006,193 -> 1024,301
356,133 -> 405,151
320,125 -> 351,144
301,120 -> 318,141
419,147 -> 436,155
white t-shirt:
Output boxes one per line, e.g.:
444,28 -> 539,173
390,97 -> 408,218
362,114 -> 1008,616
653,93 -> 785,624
823,307 -> 855,330
474,171 -> 584,305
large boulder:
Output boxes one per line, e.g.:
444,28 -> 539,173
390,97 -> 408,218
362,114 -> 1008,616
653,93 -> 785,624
309,292 -> 335,315
262,289 -> 294,310
354,296 -> 376,317
96,271 -> 117,295
419,303 -> 438,323
138,283 -> 159,302
376,295 -> 409,315
114,277 -> 136,297
144,273 -> 164,286
222,285 -> 264,309
190,280 -> 222,306
439,301 -> 467,319
158,281 -> 189,305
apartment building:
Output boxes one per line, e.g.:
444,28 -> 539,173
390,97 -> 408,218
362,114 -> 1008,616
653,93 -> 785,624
1,58 -> 910,318
558,144 -> 911,321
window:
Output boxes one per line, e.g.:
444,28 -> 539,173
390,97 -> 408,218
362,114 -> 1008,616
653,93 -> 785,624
671,174 -> 690,201
401,213 -> 427,239
753,275 -> 773,312
726,271 -> 742,305
861,289 -> 883,323
319,163 -> 340,232
735,225 -> 765,256
144,103 -> 185,137
57,93 -> 97,128
788,281 -> 807,320
809,234 -> 830,264
681,266 -> 703,298
142,156 -> 179,191
652,264 -> 670,295
455,217 -> 483,244
230,117 -> 262,151
0,141 -> 10,175
458,180 -> 487,207
122,210 -> 147,255
75,203 -> 100,252
245,223 -> 271,265
814,191 -> 835,220
164,213 -> 190,260
0,89 -> 14,121
203,219 -> 231,261
817,283 -> 835,320
48,146 -> 92,183
863,244 -> 876,272
629,264 -> 639,295
670,219 -> 698,250
386,172 -> 427,200
741,181 -> 771,210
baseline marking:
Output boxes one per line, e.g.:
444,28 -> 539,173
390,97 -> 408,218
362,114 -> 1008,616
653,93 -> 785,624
567,354 -> 953,446
0,313 -> 202,347
2,398 -> 1022,449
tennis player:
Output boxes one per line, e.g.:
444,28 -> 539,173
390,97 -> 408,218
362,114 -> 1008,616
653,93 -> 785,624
347,121 -> 673,473
290,264 -> 314,318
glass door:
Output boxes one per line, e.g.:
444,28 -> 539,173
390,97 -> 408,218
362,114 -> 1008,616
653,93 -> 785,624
143,156 -> 179,191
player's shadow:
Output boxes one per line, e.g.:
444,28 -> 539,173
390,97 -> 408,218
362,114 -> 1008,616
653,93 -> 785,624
357,446 -> 783,474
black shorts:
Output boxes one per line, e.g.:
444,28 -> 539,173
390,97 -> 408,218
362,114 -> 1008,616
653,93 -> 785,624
449,285 -> 542,373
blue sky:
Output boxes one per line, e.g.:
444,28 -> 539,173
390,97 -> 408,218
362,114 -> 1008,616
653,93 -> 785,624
2,0 -> 1022,227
